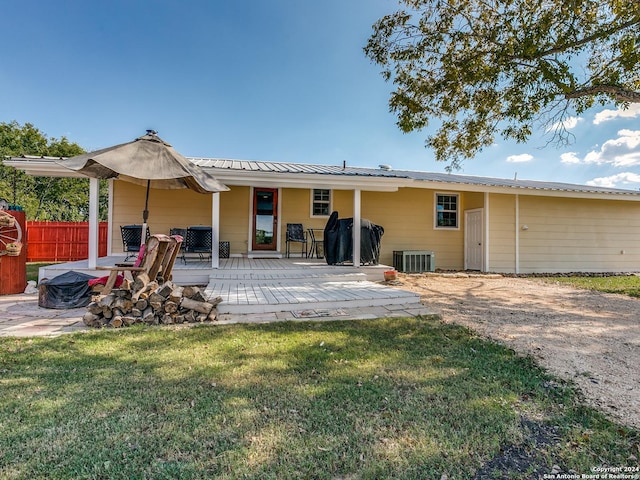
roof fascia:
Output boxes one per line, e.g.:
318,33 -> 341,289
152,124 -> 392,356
3,158 -> 85,178
207,170 -> 402,192
411,180 -> 640,201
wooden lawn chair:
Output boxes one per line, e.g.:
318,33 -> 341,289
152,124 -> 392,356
96,234 -> 178,295
159,234 -> 183,283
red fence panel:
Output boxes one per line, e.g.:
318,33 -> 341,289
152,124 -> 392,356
26,221 -> 108,262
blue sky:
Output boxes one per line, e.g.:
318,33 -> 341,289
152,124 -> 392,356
2,0 -> 640,189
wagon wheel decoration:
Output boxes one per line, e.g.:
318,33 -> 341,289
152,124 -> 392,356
0,212 -> 22,257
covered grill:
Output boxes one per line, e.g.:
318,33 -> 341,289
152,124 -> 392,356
323,211 -> 384,265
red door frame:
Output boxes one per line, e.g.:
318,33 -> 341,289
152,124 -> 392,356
252,188 -> 278,251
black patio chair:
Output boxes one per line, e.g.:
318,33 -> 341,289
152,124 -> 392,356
285,223 -> 307,258
307,228 -> 324,259
183,226 -> 212,262
120,224 -> 150,262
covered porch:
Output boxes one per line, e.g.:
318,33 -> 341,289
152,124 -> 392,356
39,257 -> 424,316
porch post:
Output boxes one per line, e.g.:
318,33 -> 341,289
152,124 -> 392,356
353,189 -> 361,268
88,177 -> 99,269
211,192 -> 220,269
107,179 -> 113,255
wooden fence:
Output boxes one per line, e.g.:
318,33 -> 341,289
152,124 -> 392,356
26,221 -> 108,262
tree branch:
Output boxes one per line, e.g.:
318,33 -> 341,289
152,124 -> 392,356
540,16 -> 640,58
565,85 -> 640,103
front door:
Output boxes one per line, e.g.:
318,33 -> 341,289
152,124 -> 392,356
252,188 -> 278,251
465,208 -> 484,270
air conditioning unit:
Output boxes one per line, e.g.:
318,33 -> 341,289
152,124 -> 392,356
393,250 -> 436,273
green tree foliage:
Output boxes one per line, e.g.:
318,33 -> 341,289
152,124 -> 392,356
0,121 -> 108,220
364,0 -> 640,169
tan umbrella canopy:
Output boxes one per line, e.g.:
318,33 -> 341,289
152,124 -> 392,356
56,130 -> 229,243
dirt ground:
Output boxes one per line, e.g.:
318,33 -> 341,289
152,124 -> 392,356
393,273 -> 640,430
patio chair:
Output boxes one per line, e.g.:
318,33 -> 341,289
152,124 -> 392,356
159,234 -> 183,283
120,224 -> 150,262
170,227 -> 187,259
307,228 -> 324,259
183,226 -> 212,263
285,223 -> 307,258
95,234 -> 182,295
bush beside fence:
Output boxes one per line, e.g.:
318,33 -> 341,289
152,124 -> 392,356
26,222 -> 108,262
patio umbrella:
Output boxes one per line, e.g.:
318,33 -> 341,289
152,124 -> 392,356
56,130 -> 229,245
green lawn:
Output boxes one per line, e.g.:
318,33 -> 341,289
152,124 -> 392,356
0,318 -> 636,479
26,263 -> 55,283
539,274 -> 640,298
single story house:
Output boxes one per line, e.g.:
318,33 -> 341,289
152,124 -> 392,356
7,155 -> 640,274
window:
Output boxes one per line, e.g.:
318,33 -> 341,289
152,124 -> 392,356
435,193 -> 459,228
311,189 -> 331,217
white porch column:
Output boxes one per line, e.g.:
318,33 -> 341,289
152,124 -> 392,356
88,177 -> 99,269
484,192 -> 490,272
211,192 -> 220,269
107,179 -> 114,255
353,189 -> 361,268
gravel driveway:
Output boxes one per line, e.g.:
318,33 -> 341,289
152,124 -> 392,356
394,273 -> 640,429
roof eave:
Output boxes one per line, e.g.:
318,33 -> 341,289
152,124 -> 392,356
206,169 -> 403,191
3,157 -> 86,178
6,156 -> 640,200
414,179 -> 640,200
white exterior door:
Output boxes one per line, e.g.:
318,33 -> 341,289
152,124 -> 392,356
465,209 -> 484,271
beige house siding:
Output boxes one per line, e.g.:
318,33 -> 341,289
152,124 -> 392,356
112,183 -> 251,256
488,193 -> 517,273
112,181 -> 212,253
111,179 -> 640,273
220,186 -> 250,255
280,188 -> 333,238
464,192 -> 484,210
517,196 -> 640,273
361,188 -> 465,269
111,183 -> 470,269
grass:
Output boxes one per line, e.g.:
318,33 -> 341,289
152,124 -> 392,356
539,274 -> 640,298
0,318 -> 637,479
26,263 -> 55,283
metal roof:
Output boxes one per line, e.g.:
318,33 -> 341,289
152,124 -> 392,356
7,155 -> 640,197
189,158 -> 640,196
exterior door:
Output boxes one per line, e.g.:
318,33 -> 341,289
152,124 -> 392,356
465,209 -> 484,270
252,188 -> 278,251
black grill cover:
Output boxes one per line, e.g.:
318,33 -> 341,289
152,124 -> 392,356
38,271 -> 97,309
324,211 -> 384,265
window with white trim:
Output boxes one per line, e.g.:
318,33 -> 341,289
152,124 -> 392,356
435,193 -> 459,228
311,189 -> 331,217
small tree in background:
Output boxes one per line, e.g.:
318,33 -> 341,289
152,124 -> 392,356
0,120 -> 108,221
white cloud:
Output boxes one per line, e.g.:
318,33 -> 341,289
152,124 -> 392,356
586,172 -> 640,188
560,152 -> 581,164
562,130 -> 640,167
506,153 -> 533,163
593,103 -> 640,125
547,116 -> 582,132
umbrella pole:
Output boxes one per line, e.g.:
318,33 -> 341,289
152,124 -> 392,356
141,180 -> 151,248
